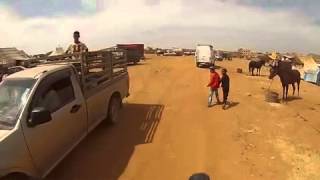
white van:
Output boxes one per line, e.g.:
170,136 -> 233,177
195,44 -> 214,67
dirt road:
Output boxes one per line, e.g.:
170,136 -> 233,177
48,55 -> 320,180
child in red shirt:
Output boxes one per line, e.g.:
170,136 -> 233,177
207,66 -> 221,107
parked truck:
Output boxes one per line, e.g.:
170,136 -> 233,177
117,44 -> 144,64
0,50 -> 129,179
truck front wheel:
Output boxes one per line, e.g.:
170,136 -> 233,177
107,95 -> 122,124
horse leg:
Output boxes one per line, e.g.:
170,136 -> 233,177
256,68 -> 259,76
286,84 -> 289,100
292,83 -> 296,96
297,79 -> 301,96
282,85 -> 285,100
259,67 -> 261,76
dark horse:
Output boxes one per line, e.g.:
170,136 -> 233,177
249,58 -> 266,76
269,61 -> 301,100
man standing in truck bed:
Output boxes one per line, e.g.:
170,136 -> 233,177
66,31 -> 88,55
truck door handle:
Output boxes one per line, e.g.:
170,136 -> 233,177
70,104 -> 81,113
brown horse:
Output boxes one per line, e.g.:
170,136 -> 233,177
269,61 -> 301,100
249,58 -> 265,76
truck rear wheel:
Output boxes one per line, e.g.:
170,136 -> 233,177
107,95 -> 122,124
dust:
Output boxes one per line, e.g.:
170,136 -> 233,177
273,138 -> 320,180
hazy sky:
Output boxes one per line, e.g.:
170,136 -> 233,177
0,0 -> 319,54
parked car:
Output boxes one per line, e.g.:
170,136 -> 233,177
184,51 -> 195,56
215,54 -> 223,61
173,48 -> 183,56
214,51 -> 223,61
195,44 -> 215,67
163,50 -> 177,56
0,50 -> 129,179
184,51 -> 192,56
156,49 -> 165,56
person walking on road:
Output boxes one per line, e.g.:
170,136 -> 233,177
207,66 -> 221,107
221,68 -> 230,110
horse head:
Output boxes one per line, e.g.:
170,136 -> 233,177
269,64 -> 278,79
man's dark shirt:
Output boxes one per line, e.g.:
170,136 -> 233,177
221,74 -> 230,92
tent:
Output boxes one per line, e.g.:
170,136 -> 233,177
304,68 -> 320,85
49,47 -> 65,56
301,56 -> 320,85
308,54 -> 320,64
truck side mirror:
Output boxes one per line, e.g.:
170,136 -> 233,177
28,107 -> 52,127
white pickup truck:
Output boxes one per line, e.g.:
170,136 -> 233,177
0,50 -> 129,179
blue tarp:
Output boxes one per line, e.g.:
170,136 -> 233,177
304,68 -> 320,85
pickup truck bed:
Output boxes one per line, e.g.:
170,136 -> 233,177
39,50 -> 128,94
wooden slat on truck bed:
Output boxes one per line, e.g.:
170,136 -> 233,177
33,50 -> 128,93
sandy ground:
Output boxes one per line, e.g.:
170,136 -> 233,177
48,55 -> 320,180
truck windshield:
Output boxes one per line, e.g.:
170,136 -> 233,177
0,78 -> 36,130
